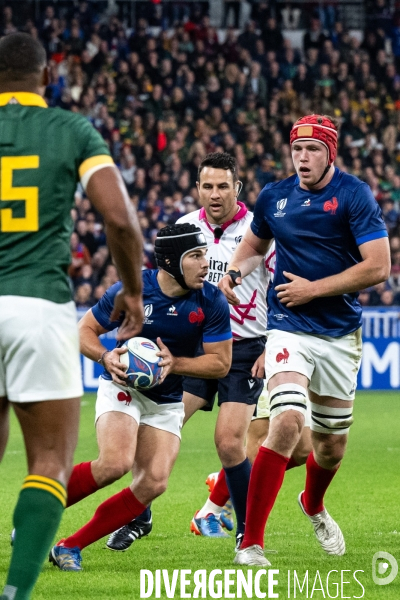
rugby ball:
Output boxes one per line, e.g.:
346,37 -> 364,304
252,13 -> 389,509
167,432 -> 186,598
120,337 -> 163,390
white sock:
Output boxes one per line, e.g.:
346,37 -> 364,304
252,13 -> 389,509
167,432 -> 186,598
196,499 -> 223,518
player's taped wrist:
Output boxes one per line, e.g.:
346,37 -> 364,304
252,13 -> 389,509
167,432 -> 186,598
226,268 -> 242,285
98,350 -> 110,367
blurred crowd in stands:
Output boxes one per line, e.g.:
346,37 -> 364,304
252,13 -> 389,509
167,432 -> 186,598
2,0 -> 400,307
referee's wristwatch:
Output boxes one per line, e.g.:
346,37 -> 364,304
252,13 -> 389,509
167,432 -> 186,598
226,268 -> 242,286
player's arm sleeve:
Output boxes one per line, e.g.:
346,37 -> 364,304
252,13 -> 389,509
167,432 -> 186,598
348,183 -> 388,246
250,187 -> 274,240
91,282 -> 124,331
202,290 -> 233,343
75,118 -> 115,190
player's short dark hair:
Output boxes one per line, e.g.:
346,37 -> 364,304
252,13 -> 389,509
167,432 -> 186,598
0,33 -> 46,79
197,152 -> 238,182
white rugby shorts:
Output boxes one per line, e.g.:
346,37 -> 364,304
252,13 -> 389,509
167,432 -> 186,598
252,379 -> 311,426
96,377 -> 185,439
265,328 -> 362,401
0,296 -> 83,402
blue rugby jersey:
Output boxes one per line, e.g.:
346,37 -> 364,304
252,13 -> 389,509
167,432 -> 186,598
251,168 -> 388,336
92,269 -> 232,403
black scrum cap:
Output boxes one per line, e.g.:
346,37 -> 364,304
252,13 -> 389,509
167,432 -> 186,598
154,223 -> 207,289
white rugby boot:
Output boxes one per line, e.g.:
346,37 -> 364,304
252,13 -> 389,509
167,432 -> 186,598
234,544 -> 271,566
298,491 -> 345,555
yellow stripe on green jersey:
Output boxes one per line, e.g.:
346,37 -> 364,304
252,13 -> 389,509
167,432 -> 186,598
0,92 -> 48,108
79,154 -> 114,178
79,154 -> 115,190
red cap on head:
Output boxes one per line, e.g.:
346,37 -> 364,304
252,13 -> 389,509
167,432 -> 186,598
290,115 -> 338,164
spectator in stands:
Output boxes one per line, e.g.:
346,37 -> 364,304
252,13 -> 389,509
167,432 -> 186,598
262,17 -> 284,53
382,198 -> 399,232
379,288 -> 397,306
256,154 -> 276,187
1,5 -> 17,36
76,219 -> 98,257
358,289 -> 371,306
369,0 -> 393,38
369,282 -> 391,306
69,232 -> 91,281
303,16 -> 328,53
223,0 -> 241,29
74,283 -> 94,309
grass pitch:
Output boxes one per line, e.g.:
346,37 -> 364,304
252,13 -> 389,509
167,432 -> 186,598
0,392 -> 399,599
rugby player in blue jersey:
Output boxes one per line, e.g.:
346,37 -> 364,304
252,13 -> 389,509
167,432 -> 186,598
219,114 -> 391,566
49,223 -> 232,571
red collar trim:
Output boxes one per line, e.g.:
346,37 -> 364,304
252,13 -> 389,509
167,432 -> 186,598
199,202 -> 247,244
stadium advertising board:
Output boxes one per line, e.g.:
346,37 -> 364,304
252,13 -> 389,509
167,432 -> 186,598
358,309 -> 400,390
79,308 -> 400,392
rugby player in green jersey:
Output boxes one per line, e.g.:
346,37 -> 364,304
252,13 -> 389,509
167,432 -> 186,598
0,33 -> 144,600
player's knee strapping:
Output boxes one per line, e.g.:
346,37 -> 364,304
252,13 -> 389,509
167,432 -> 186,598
269,384 -> 308,420
310,402 -> 353,435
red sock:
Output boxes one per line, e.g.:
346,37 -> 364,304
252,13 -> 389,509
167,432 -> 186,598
63,488 -> 146,550
302,452 -> 339,515
286,456 -> 299,471
67,462 -> 99,507
209,469 -> 230,506
242,447 -> 289,549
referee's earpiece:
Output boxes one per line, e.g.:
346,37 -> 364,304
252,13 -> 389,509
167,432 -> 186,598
235,181 -> 243,198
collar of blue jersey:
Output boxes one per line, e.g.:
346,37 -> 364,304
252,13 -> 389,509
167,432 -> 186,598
199,201 -> 247,244
0,92 -> 47,108
294,166 -> 340,190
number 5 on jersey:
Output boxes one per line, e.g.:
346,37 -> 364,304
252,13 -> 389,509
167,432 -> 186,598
0,155 -> 39,232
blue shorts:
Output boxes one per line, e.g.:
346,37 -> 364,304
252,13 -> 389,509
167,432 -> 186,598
182,336 -> 266,410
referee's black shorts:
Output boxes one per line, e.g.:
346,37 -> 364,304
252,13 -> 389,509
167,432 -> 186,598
182,336 -> 266,410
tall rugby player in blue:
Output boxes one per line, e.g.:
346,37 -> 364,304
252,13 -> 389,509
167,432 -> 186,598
219,114 -> 391,566
50,223 -> 232,571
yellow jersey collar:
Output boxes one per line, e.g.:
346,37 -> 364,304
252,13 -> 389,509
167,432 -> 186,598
0,92 -> 47,108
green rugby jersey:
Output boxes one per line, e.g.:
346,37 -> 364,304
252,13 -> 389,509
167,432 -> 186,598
0,92 -> 114,303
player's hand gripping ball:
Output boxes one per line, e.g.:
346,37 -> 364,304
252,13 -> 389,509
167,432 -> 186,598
120,337 -> 163,389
